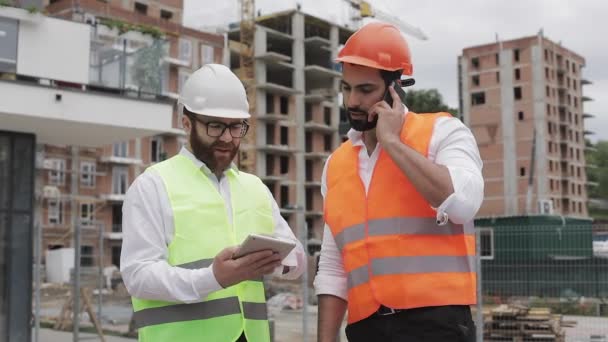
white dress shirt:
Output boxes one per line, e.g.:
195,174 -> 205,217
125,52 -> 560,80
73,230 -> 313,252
121,147 -> 306,304
314,110 -> 484,300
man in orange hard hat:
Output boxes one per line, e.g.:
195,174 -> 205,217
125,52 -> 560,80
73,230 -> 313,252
314,22 -> 484,341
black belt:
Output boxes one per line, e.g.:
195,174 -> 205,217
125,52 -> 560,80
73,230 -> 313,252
374,305 -> 406,316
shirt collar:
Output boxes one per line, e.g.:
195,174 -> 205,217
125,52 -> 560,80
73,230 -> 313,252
179,146 -> 239,176
346,104 -> 409,147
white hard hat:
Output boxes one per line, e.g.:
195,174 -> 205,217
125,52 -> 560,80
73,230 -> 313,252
179,64 -> 250,119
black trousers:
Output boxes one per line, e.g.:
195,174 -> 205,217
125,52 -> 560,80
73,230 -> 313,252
345,305 -> 476,342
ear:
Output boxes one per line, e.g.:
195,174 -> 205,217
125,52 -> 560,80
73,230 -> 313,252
182,115 -> 192,135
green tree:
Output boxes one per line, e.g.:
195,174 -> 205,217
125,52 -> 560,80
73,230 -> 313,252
404,89 -> 458,117
586,140 -> 608,199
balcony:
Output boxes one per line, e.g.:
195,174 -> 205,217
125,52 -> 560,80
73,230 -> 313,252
258,144 -> 297,155
304,122 -> 335,134
99,156 -> 142,165
0,8 -> 175,147
104,232 -> 123,240
305,151 -> 331,160
100,193 -> 126,202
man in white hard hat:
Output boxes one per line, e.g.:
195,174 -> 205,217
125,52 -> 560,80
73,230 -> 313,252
121,64 -> 306,342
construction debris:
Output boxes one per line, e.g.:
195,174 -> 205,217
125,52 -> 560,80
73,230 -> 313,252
484,304 -> 569,342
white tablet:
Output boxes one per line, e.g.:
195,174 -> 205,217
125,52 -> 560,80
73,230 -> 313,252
232,234 -> 296,260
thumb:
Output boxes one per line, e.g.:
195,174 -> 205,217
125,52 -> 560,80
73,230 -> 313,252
217,246 -> 239,261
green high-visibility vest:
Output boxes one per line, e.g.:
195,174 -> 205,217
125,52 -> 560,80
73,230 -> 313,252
131,155 -> 274,342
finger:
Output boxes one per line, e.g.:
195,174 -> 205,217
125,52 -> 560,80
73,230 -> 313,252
258,261 -> 283,275
252,254 -> 282,270
389,82 -> 402,110
236,249 -> 275,266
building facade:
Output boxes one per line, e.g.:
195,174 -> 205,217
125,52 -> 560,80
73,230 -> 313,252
459,33 -> 593,218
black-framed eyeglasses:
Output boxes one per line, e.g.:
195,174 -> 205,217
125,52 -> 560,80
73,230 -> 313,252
190,115 -> 249,138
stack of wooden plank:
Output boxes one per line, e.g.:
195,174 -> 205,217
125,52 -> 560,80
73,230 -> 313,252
484,304 -> 567,342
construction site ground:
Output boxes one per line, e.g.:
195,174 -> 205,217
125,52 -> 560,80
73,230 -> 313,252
38,284 -> 608,341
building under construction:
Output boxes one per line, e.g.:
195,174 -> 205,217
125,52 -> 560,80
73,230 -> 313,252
227,9 -> 354,245
459,33 -> 593,218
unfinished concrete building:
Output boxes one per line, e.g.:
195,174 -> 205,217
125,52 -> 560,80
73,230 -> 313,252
228,10 -> 354,247
459,33 -> 593,218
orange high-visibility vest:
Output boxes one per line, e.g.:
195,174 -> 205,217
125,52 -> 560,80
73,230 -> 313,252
324,112 -> 477,324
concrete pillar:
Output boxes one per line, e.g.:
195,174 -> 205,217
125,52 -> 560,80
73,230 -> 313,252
499,49 -> 518,215
292,12 -> 306,238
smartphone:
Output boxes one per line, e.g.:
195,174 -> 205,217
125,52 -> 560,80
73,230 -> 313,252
384,79 -> 414,107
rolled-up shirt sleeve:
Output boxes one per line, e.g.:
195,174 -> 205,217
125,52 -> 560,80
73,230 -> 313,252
313,156 -> 348,300
431,117 -> 484,224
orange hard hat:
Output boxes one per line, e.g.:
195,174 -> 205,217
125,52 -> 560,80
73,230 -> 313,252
336,22 -> 413,76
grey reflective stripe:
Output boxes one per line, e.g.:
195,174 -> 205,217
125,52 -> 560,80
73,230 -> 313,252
346,255 -> 474,289
335,217 -> 474,251
347,265 -> 369,289
133,298 -> 268,329
334,223 -> 365,251
372,255 -> 473,276
242,301 -> 268,320
176,258 -> 214,269
133,297 -> 241,329
368,217 -> 475,237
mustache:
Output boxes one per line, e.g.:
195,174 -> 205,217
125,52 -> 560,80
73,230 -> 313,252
347,107 -> 367,115
211,141 -> 236,150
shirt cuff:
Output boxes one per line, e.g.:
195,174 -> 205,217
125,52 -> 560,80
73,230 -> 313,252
193,265 -> 223,296
313,274 -> 348,301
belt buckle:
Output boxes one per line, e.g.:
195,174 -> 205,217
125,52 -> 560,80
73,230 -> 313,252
377,306 -> 398,316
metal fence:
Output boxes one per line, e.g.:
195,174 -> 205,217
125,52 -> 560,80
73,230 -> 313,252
475,223 -> 608,342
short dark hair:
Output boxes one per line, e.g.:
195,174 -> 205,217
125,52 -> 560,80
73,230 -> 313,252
379,69 -> 402,86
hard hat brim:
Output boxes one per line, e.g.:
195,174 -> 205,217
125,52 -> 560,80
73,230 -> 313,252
184,104 -> 251,119
336,55 -> 413,76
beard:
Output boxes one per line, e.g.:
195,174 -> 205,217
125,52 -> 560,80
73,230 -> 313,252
190,126 -> 238,174
346,106 -> 378,132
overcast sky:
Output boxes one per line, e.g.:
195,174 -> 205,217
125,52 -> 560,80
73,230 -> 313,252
184,0 -> 607,142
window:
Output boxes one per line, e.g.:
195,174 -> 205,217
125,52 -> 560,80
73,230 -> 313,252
305,132 -> 312,152
280,96 -> 289,114
305,160 -> 313,181
48,158 -> 66,186
471,57 -> 479,69
112,246 -> 122,268
134,2 -> 148,15
495,53 -> 499,65
550,179 -> 554,191
515,68 -> 521,81
496,71 -> 500,82
280,126 -> 289,145
578,202 -> 582,213
471,92 -> 485,105
324,134 -> 333,152
545,67 -> 549,79
200,45 -> 214,65
547,122 -> 552,135
305,103 -> 312,122
324,107 -> 332,125
572,63 -> 577,73
514,87 -> 522,100
280,185 -> 289,207
306,188 -> 313,211
574,97 -> 578,108
178,71 -> 190,94
520,167 -> 526,177
266,124 -> 276,144
546,86 -> 550,97
544,49 -> 549,61
160,9 -> 173,20
514,49 -> 520,62
48,199 -> 63,225
112,167 -> 129,195
80,161 -> 96,187
113,142 -> 128,158
266,94 -> 275,113
151,137 -> 163,163
472,75 -> 480,86
179,38 -> 192,63
266,155 -> 275,174
80,203 -> 94,226
280,156 -> 289,174
81,246 -> 94,267
479,228 -> 494,259
518,111 -> 524,121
